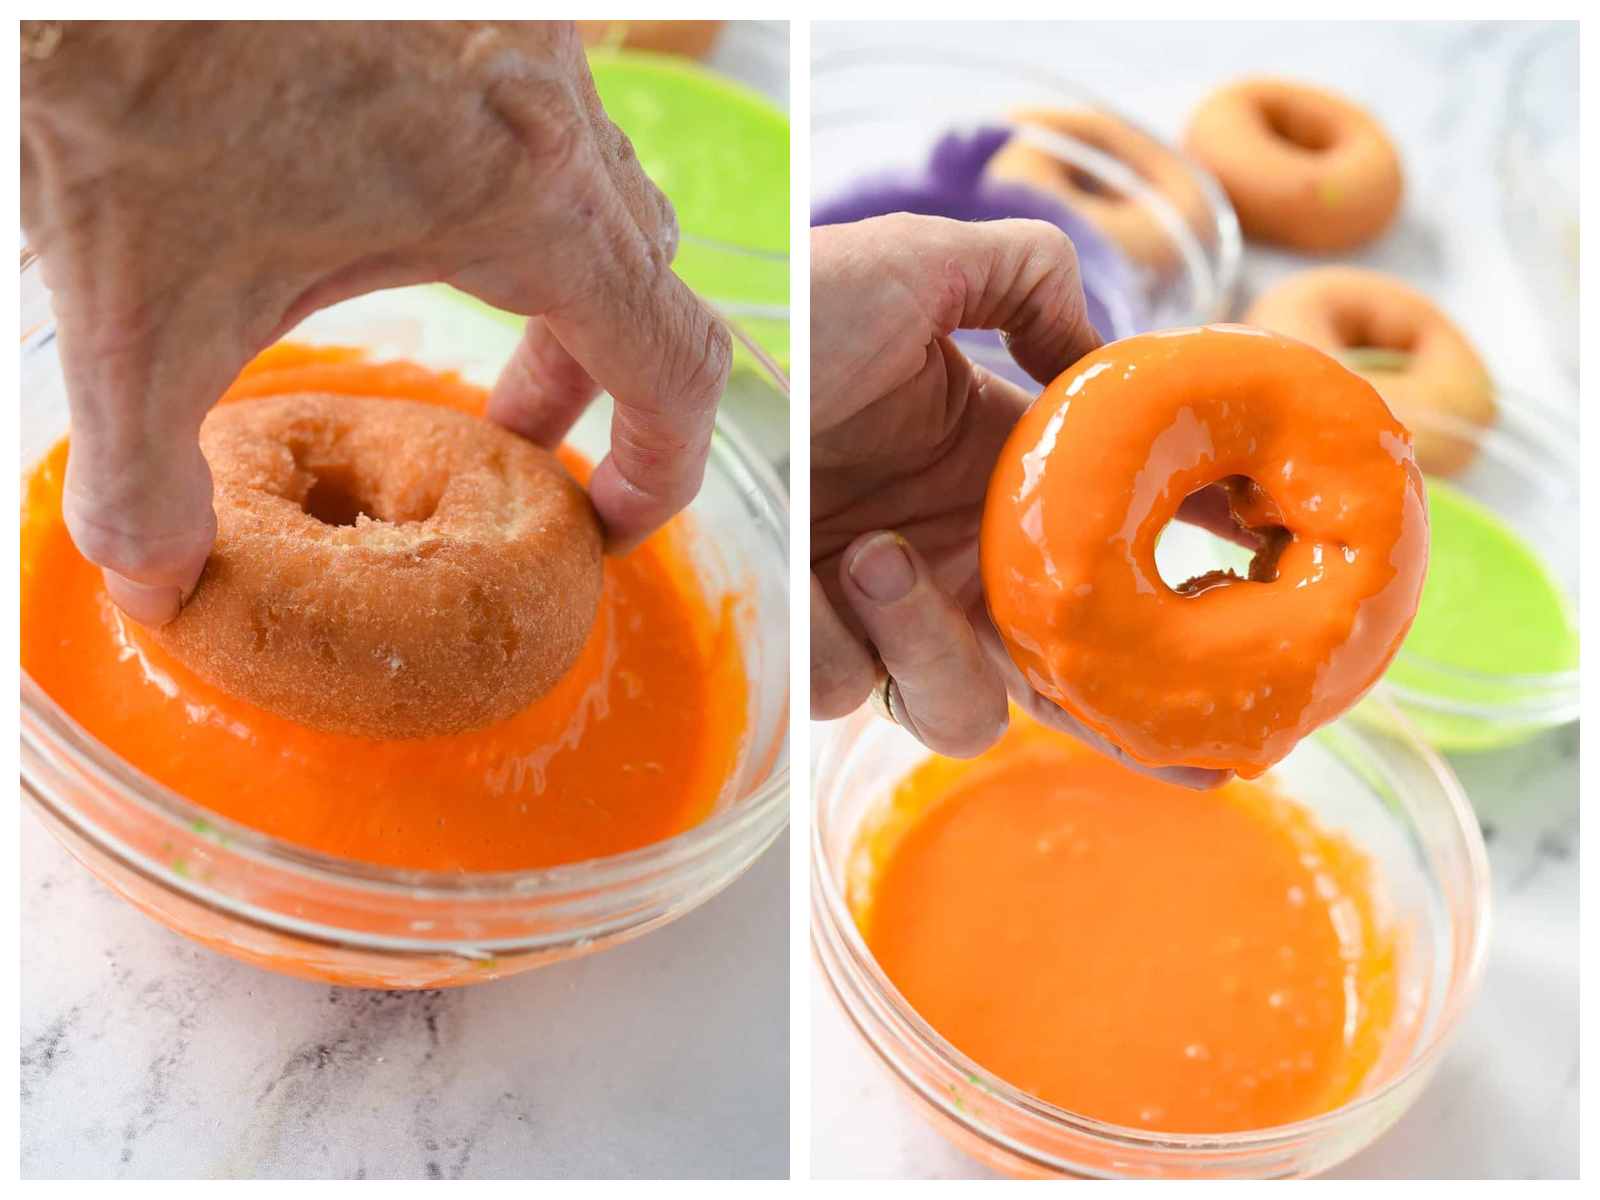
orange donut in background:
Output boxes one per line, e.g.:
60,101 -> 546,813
1184,78 -> 1402,253
987,108 -> 1213,269
577,20 -> 723,59
981,325 -> 1429,779
1245,267 -> 1495,476
151,393 -> 603,740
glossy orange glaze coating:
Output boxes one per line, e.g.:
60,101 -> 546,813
22,346 -> 748,871
851,716 -> 1397,1135
981,325 -> 1428,778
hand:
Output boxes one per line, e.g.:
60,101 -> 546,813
21,19 -> 730,625
811,214 -> 1233,788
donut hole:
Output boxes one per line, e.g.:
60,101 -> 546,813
1259,99 -> 1337,153
1047,133 -> 1130,203
301,466 -> 444,527
1330,311 -> 1420,374
1156,518 -> 1254,595
303,471 -> 370,527
1067,164 -> 1120,199
1055,159 -> 1126,202
1156,480 -> 1291,595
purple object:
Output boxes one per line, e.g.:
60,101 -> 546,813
812,125 -> 1150,372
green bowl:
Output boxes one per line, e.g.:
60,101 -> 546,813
589,49 -> 790,369
1378,393 -> 1578,751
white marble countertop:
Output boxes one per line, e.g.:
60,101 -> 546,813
21,814 -> 789,1180
809,18 -> 1578,1180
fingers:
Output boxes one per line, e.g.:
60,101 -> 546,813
488,42 -> 681,457
467,45 -> 714,552
837,531 -> 1009,758
969,610 -> 1234,791
52,298 -> 233,626
571,46 -> 680,261
896,214 -> 1105,381
546,264 -> 732,553
466,210 -> 728,553
810,572 -> 874,720
811,215 -> 1105,430
487,317 -> 600,447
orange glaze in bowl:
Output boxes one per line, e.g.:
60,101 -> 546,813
21,345 -> 749,872
850,715 -> 1397,1135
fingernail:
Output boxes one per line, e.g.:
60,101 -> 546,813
103,570 -> 184,627
848,533 -> 916,604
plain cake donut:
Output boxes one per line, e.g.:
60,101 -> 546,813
1183,78 -> 1402,254
1244,266 -> 1494,475
988,107 -> 1213,270
151,393 -> 603,739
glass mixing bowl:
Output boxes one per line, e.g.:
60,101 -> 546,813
19,251 -> 791,989
812,698 -> 1490,1178
811,47 -> 1240,386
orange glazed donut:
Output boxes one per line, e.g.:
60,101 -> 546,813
1245,266 -> 1495,476
1183,78 -> 1402,253
981,325 -> 1429,778
988,108 -> 1213,269
151,393 -> 603,740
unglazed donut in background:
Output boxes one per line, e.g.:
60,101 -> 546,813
1183,78 -> 1402,254
1245,266 -> 1494,476
151,393 -> 603,740
987,107 -> 1213,270
981,325 -> 1429,779
577,20 -> 723,59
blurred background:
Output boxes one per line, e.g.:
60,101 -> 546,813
810,19 -> 1576,1180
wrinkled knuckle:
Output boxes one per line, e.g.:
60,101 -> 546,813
614,413 -> 707,470
648,310 -> 730,415
703,318 -> 734,389
536,112 -> 590,178
1011,238 -> 1077,310
508,76 -> 592,174
651,188 -> 681,259
610,125 -> 639,171
613,431 -> 707,513
1015,217 -> 1076,259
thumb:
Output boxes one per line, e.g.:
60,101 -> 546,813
54,299 -> 237,626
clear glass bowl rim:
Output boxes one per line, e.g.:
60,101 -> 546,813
19,259 -> 792,906
1368,366 -> 1579,702
810,42 -> 1243,326
810,694 -> 1492,1163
